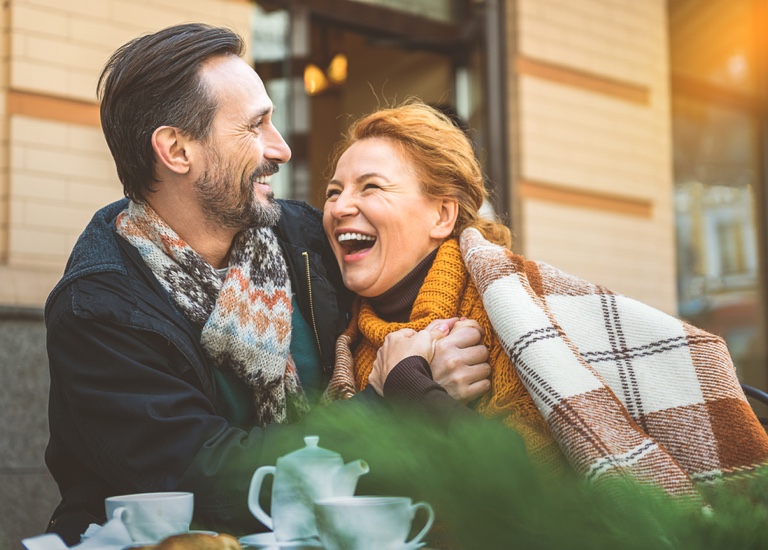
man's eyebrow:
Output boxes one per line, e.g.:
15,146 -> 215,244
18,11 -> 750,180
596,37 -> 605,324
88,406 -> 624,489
250,106 -> 273,121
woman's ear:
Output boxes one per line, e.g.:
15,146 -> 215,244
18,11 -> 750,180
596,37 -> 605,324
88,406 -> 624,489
152,126 -> 192,175
430,198 -> 459,240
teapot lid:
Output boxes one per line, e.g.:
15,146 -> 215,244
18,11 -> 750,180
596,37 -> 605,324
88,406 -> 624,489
284,436 -> 340,461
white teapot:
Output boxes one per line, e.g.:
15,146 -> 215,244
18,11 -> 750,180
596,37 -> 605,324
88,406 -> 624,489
248,435 -> 369,541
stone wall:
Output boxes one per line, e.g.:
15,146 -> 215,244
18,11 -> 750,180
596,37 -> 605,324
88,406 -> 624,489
0,314 -> 55,549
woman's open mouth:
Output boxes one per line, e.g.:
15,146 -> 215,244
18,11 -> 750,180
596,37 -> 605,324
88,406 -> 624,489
337,232 -> 376,258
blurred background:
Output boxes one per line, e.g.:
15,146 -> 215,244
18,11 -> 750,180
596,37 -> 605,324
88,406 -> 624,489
0,0 -> 766,547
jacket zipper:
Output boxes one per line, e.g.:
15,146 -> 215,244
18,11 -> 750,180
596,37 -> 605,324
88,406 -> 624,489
301,251 -> 323,358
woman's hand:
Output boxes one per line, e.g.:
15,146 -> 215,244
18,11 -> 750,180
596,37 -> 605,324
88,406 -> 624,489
368,323 -> 451,395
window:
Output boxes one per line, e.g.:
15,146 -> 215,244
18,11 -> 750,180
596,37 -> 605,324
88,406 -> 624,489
670,0 -> 767,387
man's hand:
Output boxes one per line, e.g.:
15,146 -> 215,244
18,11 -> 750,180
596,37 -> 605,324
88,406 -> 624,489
368,317 -> 492,403
368,323 -> 451,395
429,318 -> 491,404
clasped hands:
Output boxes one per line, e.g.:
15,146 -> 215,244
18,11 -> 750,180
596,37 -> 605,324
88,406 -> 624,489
369,317 -> 492,404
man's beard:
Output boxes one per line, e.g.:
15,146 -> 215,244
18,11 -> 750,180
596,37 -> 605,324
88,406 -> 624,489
195,154 -> 282,231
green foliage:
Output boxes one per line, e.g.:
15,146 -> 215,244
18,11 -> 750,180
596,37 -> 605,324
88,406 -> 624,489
302,401 -> 768,550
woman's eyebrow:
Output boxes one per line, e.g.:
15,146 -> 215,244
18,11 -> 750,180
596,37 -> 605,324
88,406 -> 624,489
327,173 -> 390,187
355,172 -> 388,183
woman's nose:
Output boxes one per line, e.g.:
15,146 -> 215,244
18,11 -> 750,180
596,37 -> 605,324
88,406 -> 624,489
330,190 -> 358,218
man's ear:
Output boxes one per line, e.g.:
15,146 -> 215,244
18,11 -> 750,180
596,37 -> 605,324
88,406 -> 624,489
152,126 -> 192,175
430,198 -> 459,240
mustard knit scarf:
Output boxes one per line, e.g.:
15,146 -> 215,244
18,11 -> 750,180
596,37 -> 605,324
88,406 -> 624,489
328,239 -> 562,467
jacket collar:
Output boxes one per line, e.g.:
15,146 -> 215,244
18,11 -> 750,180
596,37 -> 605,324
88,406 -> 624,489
45,198 -> 130,319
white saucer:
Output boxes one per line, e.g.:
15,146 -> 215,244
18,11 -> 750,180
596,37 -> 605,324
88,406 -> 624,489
239,532 -> 323,549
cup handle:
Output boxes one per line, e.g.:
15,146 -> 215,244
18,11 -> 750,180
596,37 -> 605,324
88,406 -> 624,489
248,465 -> 276,530
111,506 -> 129,524
404,501 -> 434,550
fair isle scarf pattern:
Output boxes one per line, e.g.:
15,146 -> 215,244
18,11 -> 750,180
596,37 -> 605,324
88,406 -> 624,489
460,228 -> 768,496
116,201 -> 307,426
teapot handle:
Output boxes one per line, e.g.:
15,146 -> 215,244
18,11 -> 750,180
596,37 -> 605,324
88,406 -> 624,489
248,465 -> 276,530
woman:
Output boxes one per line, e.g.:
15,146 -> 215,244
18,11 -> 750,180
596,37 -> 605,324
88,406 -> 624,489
322,101 -> 563,471
322,100 -> 768,494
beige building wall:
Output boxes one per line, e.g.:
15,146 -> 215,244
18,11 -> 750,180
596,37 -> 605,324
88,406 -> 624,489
509,0 -> 676,313
0,0 -> 252,309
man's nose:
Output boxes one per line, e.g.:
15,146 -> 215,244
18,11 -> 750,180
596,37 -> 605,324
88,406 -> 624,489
265,127 -> 291,164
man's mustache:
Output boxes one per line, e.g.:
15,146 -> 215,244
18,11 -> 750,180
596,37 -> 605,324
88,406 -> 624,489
251,161 -> 280,181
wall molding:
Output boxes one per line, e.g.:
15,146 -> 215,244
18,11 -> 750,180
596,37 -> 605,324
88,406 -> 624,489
519,179 -> 653,218
6,90 -> 100,127
516,56 -> 651,105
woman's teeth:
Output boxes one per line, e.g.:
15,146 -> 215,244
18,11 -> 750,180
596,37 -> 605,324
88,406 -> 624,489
337,232 -> 376,254
337,233 -> 375,243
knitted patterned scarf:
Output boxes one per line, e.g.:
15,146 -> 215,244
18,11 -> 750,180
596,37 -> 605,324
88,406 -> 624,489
116,201 -> 308,426
327,238 -> 565,470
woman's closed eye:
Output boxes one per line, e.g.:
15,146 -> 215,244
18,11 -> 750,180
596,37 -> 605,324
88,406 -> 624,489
325,187 -> 341,200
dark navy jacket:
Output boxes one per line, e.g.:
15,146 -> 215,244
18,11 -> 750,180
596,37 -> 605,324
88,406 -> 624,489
44,198 -> 355,542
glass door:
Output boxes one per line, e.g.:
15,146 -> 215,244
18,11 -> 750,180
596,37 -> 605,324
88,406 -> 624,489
251,0 -> 504,212
670,0 -> 768,390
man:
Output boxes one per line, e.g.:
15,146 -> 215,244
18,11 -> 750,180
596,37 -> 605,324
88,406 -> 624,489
44,23 -> 490,544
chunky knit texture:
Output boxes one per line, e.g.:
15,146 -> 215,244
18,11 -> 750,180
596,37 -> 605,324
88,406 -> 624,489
328,239 -> 564,469
459,227 -> 768,496
116,201 -> 307,426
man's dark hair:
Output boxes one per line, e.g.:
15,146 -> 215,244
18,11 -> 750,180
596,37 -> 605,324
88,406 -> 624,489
97,23 -> 245,202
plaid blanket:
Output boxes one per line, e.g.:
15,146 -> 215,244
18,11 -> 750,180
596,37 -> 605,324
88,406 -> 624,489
460,228 -> 768,496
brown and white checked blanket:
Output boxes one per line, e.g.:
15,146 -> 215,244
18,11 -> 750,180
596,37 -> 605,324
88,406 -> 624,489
460,228 -> 768,496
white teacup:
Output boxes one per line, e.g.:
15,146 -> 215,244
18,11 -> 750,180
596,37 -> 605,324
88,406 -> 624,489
105,491 -> 194,544
314,496 -> 434,550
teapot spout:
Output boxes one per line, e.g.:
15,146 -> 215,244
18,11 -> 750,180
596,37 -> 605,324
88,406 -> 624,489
335,459 -> 370,495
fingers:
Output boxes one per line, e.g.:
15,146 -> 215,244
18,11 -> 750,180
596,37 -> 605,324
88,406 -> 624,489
452,362 -> 492,403
427,322 -> 450,339
425,317 -> 459,332
462,375 -> 492,403
433,339 -> 489,367
451,318 -> 485,339
432,321 -> 485,352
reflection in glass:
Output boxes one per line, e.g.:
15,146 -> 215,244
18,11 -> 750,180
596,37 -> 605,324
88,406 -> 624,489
673,96 -> 764,384
670,0 -> 766,389
347,0 -> 454,22
669,0 -> 758,94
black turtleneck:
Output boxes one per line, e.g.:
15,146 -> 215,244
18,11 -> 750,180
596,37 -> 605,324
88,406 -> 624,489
365,245 -> 476,423
369,247 -> 439,322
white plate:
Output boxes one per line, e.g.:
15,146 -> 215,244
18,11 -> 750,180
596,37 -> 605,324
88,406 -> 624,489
239,532 -> 323,549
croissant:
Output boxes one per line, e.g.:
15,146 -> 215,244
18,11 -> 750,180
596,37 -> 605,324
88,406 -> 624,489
131,532 -> 242,549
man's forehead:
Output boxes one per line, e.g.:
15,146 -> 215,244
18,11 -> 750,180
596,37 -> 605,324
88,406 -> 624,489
200,55 -> 272,109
